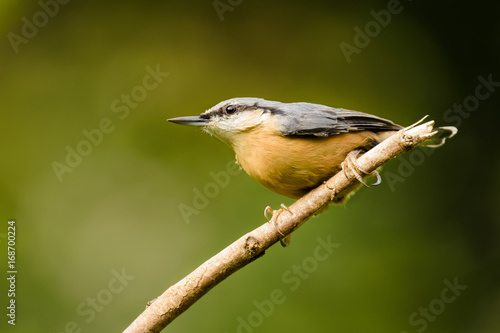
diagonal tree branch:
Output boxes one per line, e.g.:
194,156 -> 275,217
123,120 -> 437,333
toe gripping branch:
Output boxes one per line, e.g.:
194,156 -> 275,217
264,117 -> 439,248
340,116 -> 438,188
341,150 -> 381,187
264,204 -> 292,247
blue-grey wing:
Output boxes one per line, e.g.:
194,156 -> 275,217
275,102 -> 402,136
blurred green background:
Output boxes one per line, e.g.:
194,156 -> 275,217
1,0 -> 499,332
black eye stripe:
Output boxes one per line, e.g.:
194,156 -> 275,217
201,104 -> 279,119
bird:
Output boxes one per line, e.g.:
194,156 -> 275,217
168,97 -> 457,200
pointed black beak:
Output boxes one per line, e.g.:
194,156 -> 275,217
167,116 -> 209,127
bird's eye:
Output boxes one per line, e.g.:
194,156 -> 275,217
224,105 -> 237,114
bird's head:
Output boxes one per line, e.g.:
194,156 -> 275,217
168,97 -> 283,147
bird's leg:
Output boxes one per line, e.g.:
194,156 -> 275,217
341,149 -> 381,187
264,205 -> 292,247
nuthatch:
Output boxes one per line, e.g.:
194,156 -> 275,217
169,98 -> 457,200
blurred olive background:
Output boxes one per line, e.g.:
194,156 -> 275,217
1,0 -> 499,332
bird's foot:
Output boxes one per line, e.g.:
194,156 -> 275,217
264,204 -> 292,247
341,150 -> 381,187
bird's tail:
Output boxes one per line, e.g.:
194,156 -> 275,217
421,126 -> 458,148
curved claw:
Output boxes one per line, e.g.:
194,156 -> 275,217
370,170 -> 382,186
280,203 -> 292,214
342,150 -> 382,187
263,205 -> 291,247
264,206 -> 273,222
281,235 -> 291,247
